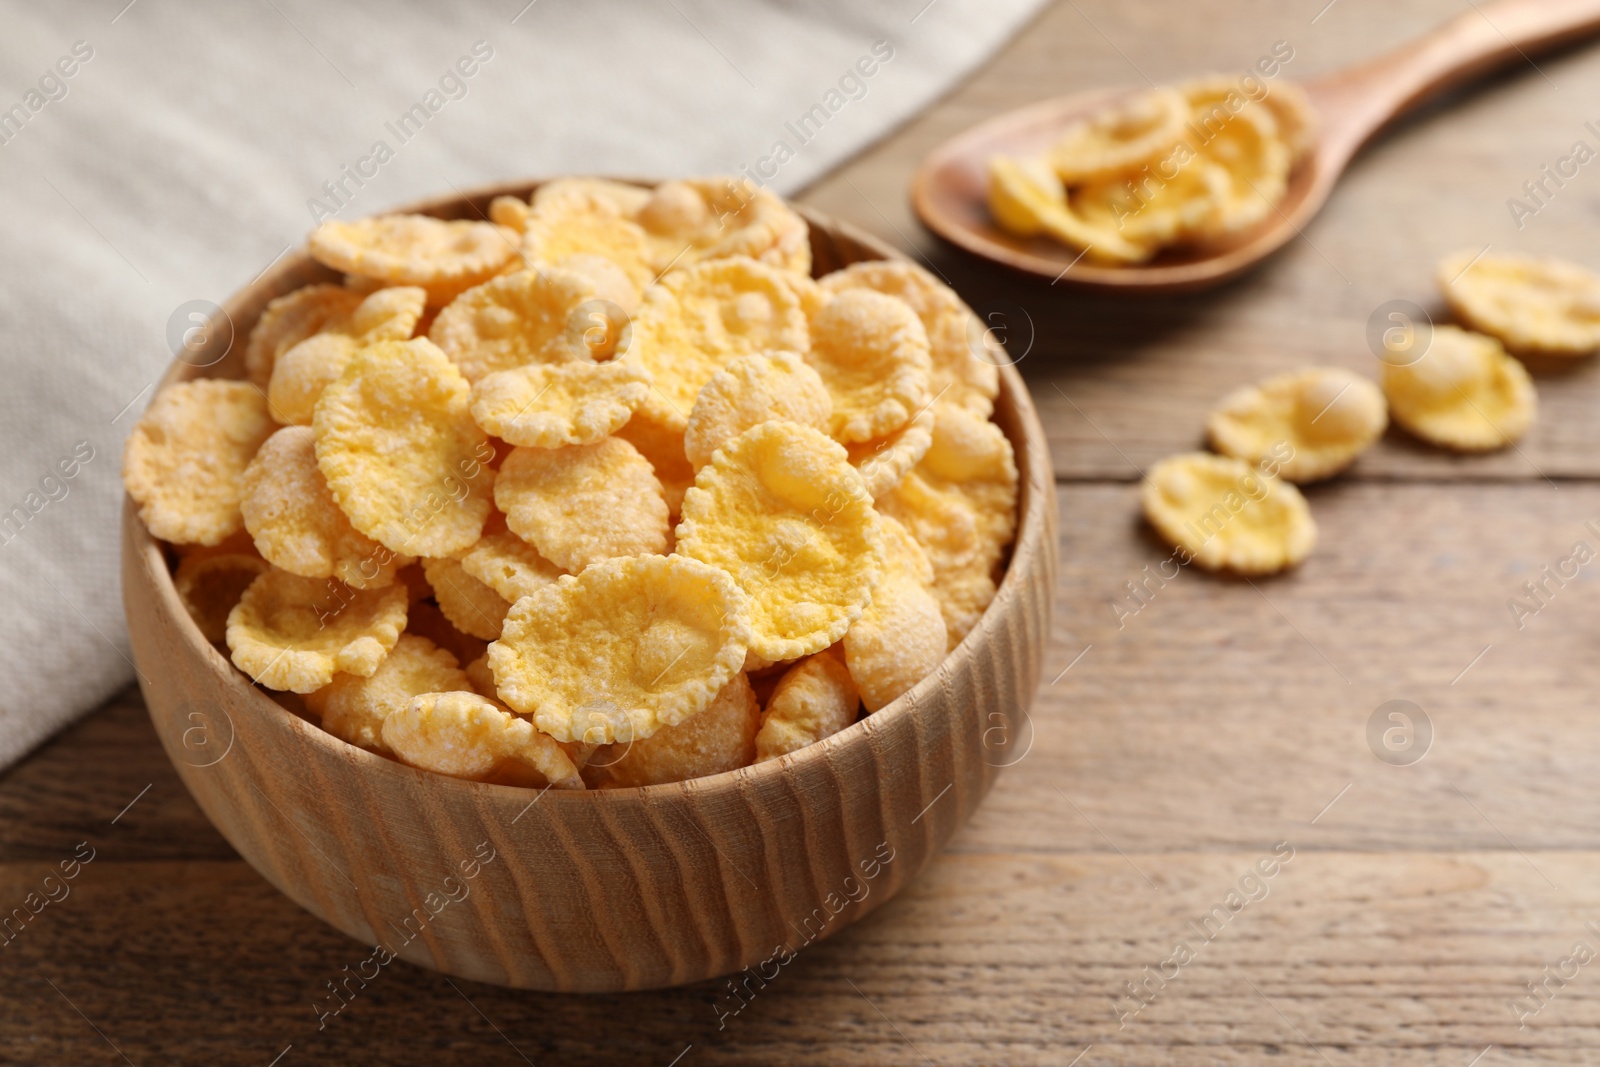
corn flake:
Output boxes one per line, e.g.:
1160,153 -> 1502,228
494,438 -> 667,571
242,426 -> 410,588
1206,367 -> 1387,482
427,267 -> 599,384
879,405 -> 1017,645
422,556 -> 511,641
471,357 -> 651,448
598,673 -> 760,787
267,285 -> 430,423
522,187 -> 655,290
383,690 -> 584,788
677,420 -> 884,663
314,338 -> 493,557
633,256 -> 808,431
683,351 -> 832,470
818,260 -> 999,417
1141,452 -> 1316,575
124,379 -> 276,546
1185,95 -> 1290,237
1439,250 -> 1600,358
1049,87 -> 1190,183
1382,324 -> 1537,451
844,515 -> 945,711
489,554 -> 752,744
754,651 -> 859,761
489,195 -> 531,233
1070,161 -> 1231,247
309,214 -> 520,288
227,567 -> 408,692
534,177 -> 652,219
848,407 -> 934,499
987,154 -> 1153,264
637,177 -> 810,275
304,633 -> 469,754
807,289 -> 931,444
614,414 -> 696,519
458,525 -> 564,603
244,284 -> 363,389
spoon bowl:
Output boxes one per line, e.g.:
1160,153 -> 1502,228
912,0 -> 1600,293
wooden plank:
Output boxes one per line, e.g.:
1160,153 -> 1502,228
4,852 -> 1599,1065
799,0 -> 1600,482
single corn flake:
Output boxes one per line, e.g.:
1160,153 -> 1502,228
683,351 -> 832,470
309,214 -> 520,288
422,556 -> 511,641
242,426 -> 410,588
489,195 -> 531,233
173,550 -> 269,644
598,673 -> 760,787
470,357 -> 651,448
244,284 -> 363,388
1048,87 -> 1190,183
1206,367 -> 1387,482
987,154 -> 1153,264
677,420 -> 885,663
522,186 -> 655,290
1070,161 -> 1231,247
427,267 -> 600,384
818,260 -> 999,417
123,379 -> 276,545
1182,74 -> 1317,163
314,338 -> 494,557
1183,95 -> 1290,237
614,414 -> 696,519
1141,452 -> 1316,575
494,437 -> 669,572
383,691 -> 584,788
806,289 -> 932,444
637,177 -> 810,275
844,515 -> 945,711
632,256 -> 808,430
534,177 -> 653,220
489,554 -> 752,744
226,567 -> 408,692
1382,324 -> 1537,451
1439,250 -> 1600,358
267,286 -> 427,425
304,633 -> 469,754
847,407 -> 935,499
755,651 -> 859,762
879,405 -> 1018,645
458,526 -> 564,603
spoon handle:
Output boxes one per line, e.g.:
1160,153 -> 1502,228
1308,0 -> 1600,160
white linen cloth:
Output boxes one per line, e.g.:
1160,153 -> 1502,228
0,0 -> 1043,769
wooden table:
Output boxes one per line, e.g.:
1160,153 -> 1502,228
10,1 -> 1600,1062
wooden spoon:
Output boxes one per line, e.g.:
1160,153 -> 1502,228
911,0 -> 1600,293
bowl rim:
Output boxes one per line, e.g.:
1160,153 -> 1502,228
127,176 -> 1056,805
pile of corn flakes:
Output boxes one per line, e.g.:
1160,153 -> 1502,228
123,176 -> 1019,790
988,74 -> 1315,263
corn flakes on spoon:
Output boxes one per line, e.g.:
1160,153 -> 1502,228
912,0 -> 1600,291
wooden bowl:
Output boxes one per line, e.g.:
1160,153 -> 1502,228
120,180 -> 1059,992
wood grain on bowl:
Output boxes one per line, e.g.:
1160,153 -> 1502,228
120,184 -> 1058,993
